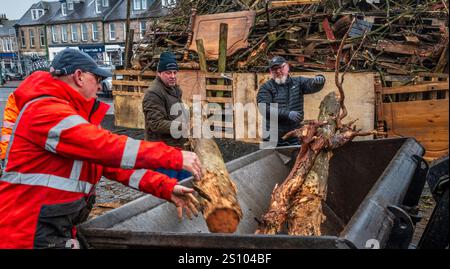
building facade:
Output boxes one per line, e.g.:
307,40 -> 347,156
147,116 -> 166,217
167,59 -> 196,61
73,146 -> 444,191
14,0 -> 174,68
0,15 -> 19,71
16,1 -> 60,60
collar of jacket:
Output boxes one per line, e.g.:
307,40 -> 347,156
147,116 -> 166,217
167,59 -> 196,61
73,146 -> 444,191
156,76 -> 181,99
14,71 -> 110,126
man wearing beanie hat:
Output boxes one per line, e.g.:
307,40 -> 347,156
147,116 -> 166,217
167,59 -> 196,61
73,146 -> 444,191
143,51 -> 191,181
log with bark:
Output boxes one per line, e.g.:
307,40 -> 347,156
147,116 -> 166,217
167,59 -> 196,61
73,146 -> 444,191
191,138 -> 243,233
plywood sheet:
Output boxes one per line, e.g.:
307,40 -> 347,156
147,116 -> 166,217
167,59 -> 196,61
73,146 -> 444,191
113,91 -> 145,129
256,72 -> 376,141
383,99 -> 449,160
233,73 -> 259,143
189,11 -> 256,60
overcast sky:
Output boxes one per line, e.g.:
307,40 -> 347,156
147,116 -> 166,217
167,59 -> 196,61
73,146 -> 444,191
0,0 -> 50,20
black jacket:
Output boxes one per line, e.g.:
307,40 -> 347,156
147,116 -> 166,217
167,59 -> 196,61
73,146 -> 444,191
257,76 -> 324,144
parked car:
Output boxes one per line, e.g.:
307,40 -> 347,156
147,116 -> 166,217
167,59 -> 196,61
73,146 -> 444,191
101,77 -> 113,98
2,68 -> 23,81
98,65 -> 114,98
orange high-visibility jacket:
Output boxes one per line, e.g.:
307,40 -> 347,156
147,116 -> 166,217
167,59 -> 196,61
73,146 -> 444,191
0,71 -> 183,249
1,93 -> 19,160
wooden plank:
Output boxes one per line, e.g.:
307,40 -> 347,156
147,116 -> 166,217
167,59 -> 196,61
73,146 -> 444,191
177,70 -> 206,106
189,11 -> 256,60
382,99 -> 449,160
376,40 -> 433,57
196,38 -> 208,72
206,85 -> 233,91
217,23 -> 228,98
206,97 -> 233,104
211,121 -> 234,128
113,91 -> 145,129
112,80 -> 151,87
415,72 -> 449,80
382,82 -> 449,95
112,91 -> 145,97
114,69 -> 156,76
271,0 -> 320,7
205,73 -> 232,79
234,73 -> 259,143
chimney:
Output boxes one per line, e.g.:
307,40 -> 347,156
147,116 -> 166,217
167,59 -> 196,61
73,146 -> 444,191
0,14 -> 8,25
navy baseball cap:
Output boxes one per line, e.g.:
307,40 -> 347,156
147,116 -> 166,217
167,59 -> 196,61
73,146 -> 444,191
50,48 -> 112,79
269,56 -> 287,69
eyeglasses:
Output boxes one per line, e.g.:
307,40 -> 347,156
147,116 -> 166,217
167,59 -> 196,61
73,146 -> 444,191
83,71 -> 103,84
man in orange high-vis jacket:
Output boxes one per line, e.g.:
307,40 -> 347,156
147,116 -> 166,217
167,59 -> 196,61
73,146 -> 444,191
1,93 -> 19,166
0,48 -> 203,249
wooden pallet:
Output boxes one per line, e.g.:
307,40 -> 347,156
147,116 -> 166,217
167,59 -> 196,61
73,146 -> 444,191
112,69 -> 155,93
377,73 -> 449,161
111,70 -> 376,144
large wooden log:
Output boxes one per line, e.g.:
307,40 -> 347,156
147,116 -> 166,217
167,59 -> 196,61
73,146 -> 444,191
256,91 -> 379,235
255,92 -> 340,235
191,138 -> 243,233
287,93 -> 340,236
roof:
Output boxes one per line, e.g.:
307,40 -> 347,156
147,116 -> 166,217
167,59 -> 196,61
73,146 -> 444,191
0,19 -> 18,37
16,1 -> 61,26
105,0 -> 167,22
48,0 -> 122,24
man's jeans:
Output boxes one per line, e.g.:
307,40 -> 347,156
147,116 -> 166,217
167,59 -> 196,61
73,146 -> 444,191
155,168 -> 192,181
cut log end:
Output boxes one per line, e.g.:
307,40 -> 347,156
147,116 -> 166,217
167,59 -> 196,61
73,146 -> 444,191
206,208 -> 240,233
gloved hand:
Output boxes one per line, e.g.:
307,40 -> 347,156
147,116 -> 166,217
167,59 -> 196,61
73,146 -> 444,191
288,111 -> 302,123
313,75 -> 326,86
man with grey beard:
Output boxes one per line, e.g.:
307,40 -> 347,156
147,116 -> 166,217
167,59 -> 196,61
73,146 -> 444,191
257,56 -> 326,146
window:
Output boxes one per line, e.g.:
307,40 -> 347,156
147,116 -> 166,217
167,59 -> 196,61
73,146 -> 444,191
109,23 -> 116,40
162,0 -> 176,8
133,0 -> 141,10
133,0 -> 147,10
1,39 -> 4,52
61,3 -> 67,16
102,0 -> 109,7
81,23 -> 88,41
95,0 -> 101,13
71,24 -> 78,41
92,23 -> 99,41
67,0 -> 74,10
20,30 -> 26,47
29,29 -> 35,47
31,9 -> 44,20
10,38 -> 15,51
39,28 -> 45,47
61,25 -> 68,42
139,21 -> 146,39
4,39 -> 9,51
51,26 -> 58,43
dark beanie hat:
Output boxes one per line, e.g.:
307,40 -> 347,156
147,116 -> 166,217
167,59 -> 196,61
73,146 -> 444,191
157,51 -> 179,72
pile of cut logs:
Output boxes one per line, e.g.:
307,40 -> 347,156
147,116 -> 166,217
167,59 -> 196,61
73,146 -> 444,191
132,0 -> 448,84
